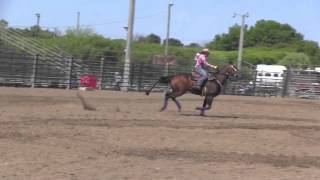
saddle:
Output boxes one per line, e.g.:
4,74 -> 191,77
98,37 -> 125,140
191,71 -> 201,80
191,71 -> 215,81
191,71 -> 208,92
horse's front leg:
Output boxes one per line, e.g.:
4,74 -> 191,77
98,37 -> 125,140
196,97 -> 207,116
196,96 -> 213,116
205,96 -> 214,110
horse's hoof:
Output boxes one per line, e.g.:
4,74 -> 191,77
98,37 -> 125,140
159,108 -> 165,112
196,107 -> 203,110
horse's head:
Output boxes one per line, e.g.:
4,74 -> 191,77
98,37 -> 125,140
219,63 -> 239,78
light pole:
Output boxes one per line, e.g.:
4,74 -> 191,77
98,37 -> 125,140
122,0 -> 135,91
76,12 -> 80,33
165,0 -> 174,56
164,0 -> 174,76
123,26 -> 128,53
233,12 -> 249,71
35,13 -> 40,28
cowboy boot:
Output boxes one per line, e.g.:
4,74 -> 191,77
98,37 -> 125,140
192,80 -> 202,91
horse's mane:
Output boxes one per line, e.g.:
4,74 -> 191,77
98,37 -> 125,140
213,64 -> 235,75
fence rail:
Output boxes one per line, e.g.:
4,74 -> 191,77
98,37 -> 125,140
0,51 -> 319,99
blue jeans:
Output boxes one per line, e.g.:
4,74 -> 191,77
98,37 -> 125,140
195,66 -> 208,86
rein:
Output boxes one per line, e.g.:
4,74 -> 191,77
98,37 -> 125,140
209,71 -> 230,88
208,66 -> 235,90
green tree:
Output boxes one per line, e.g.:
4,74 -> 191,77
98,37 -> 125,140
185,43 -> 202,48
0,19 -> 8,27
137,34 -> 161,44
65,28 -> 96,37
163,38 -> 184,47
2,19 -> 319,67
52,28 -> 124,60
278,52 -> 311,68
208,20 -> 304,50
145,34 -> 161,44
246,20 -> 303,46
207,24 -> 242,51
13,25 -> 57,38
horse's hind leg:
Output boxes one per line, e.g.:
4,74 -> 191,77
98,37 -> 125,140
160,93 -> 170,112
160,88 -> 184,112
172,97 -> 181,112
170,87 -> 188,111
160,89 -> 175,112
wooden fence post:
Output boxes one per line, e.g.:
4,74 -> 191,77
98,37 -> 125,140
31,54 -> 39,88
67,57 -> 73,90
282,67 -> 291,97
252,70 -> 257,95
138,63 -> 143,91
99,57 -> 105,90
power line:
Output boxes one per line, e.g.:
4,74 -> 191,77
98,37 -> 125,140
9,11 -> 166,29
85,11 -> 166,27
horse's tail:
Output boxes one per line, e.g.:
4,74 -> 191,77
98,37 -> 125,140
145,76 -> 172,95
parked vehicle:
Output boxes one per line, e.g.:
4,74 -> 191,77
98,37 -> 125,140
254,64 -> 287,96
255,64 -> 287,88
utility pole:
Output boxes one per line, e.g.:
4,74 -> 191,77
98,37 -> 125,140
121,0 -> 135,91
165,0 -> 174,56
76,11 -> 80,33
35,13 -> 40,28
164,0 -> 174,76
233,12 -> 249,71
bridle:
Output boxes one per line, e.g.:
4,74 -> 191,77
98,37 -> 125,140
210,65 -> 237,87
203,65 -> 237,96
216,65 -> 238,77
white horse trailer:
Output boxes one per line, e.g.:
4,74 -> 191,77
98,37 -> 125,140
254,65 -> 287,96
255,64 -> 287,87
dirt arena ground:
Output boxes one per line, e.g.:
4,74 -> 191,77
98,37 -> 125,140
0,87 -> 320,180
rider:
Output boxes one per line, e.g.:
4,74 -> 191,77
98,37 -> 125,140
193,48 -> 217,90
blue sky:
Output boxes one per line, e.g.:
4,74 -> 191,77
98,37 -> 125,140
1,0 -> 319,45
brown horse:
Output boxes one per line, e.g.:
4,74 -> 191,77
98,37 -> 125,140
145,63 -> 238,115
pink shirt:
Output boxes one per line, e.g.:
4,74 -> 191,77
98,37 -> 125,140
195,54 -> 214,68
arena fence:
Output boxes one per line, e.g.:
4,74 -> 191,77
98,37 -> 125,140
285,69 -> 320,99
0,51 -> 319,99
